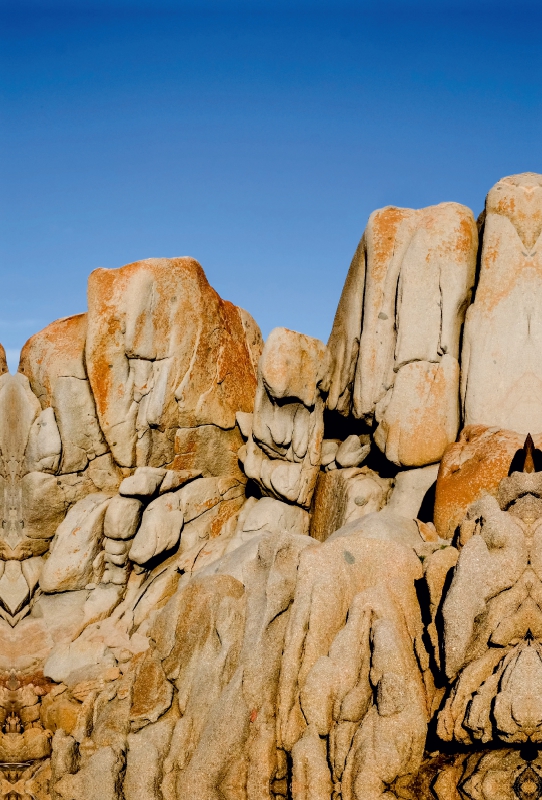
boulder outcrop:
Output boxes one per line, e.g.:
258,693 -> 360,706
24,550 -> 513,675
462,173 -> 542,434
327,202 -> 477,466
2,174 -> 542,800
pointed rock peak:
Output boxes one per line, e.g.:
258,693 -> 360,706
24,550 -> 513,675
499,173 -> 542,190
487,173 -> 542,252
523,433 -> 536,473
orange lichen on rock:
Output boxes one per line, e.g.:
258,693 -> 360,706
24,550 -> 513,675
434,425 -> 542,538
18,313 -> 108,474
0,345 -> 8,376
375,355 -> 460,467
327,201 -> 477,468
85,257 -> 261,468
18,314 -> 88,406
461,174 -> 542,434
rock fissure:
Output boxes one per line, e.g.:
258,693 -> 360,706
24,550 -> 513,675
2,174 -> 542,798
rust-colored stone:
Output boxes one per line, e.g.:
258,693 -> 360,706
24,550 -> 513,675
18,314 -> 88,406
86,257 -> 259,468
434,425 -> 542,538
0,344 -> 8,376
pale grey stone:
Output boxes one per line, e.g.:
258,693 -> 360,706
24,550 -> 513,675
20,471 -> 68,539
0,373 -> 40,477
0,560 -> 29,616
43,639 -> 115,683
235,410 -> 253,438
21,555 -> 44,594
103,495 -> 143,540
129,491 -> 184,565
24,406 -> 62,473
320,439 -> 339,467
125,718 -> 175,800
335,434 -> 371,468
53,376 -> 108,473
40,493 -> 111,593
327,509 -> 424,549
119,466 -> 166,497
387,463 -> 439,519
240,497 -> 309,537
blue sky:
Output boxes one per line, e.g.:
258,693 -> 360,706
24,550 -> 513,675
1,0 -> 541,372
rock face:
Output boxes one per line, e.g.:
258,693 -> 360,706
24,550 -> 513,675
85,257 -> 260,470
1,174 -> 542,799
462,174 -> 542,434
327,202 -> 477,466
242,327 -> 330,509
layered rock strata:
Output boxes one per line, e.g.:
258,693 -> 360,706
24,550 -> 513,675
0,175 -> 542,800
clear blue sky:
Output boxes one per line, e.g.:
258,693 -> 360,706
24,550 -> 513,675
1,0 -> 541,372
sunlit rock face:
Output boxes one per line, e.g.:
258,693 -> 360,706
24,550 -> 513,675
3,177 -> 542,799
462,174 -> 542,434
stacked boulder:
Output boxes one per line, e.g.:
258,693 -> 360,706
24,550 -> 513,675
2,174 -> 542,800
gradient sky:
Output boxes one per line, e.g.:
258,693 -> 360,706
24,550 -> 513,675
1,0 -> 541,372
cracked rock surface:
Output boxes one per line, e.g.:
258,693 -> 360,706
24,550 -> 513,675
1,175 -> 542,799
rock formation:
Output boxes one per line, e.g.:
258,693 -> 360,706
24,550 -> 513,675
1,174 -> 542,799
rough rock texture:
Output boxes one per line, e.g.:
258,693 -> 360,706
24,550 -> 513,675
327,202 -> 477,466
85,257 -> 260,469
242,327 -> 330,508
309,466 -> 393,542
19,314 -> 108,474
0,346 -> 7,376
434,426 -> 542,539
462,173 -> 542,434
3,173 -> 542,799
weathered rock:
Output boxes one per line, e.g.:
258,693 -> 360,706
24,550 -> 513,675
173,424 -> 246,480
374,354 -> 461,466
327,508 -> 426,551
30,590 -> 89,650
244,327 -> 330,508
320,438 -> 340,468
326,235 -> 367,416
20,471 -> 69,542
128,476 -> 245,565
229,497 -> 310,550
235,410 -> 253,439
433,466 -> 542,749
24,407 -> 62,474
119,466 -> 166,497
0,373 -> 41,479
154,532 -> 315,799
54,745 -> 124,800
5,174 -> 542,800
103,496 -> 143,540
124,717 -> 175,800
387,463 -> 439,520
434,426 -> 540,539
0,560 -> 29,616
40,494 -> 111,592
309,467 -> 392,542
278,530 -> 428,793
158,468 -> 201,494
0,344 -> 7,375
128,491 -> 184,565
335,434 -> 371,468
462,173 -> 542,434
85,257 -> 260,468
19,314 -> 108,474
327,202 -> 477,466
44,639 -> 116,684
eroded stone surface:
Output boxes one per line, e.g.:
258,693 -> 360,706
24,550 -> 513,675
462,174 -> 542,434
1,174 -> 542,799
327,202 -> 477,466
85,257 -> 259,469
